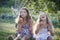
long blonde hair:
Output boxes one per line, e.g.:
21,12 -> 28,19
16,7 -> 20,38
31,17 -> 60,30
34,12 -> 54,35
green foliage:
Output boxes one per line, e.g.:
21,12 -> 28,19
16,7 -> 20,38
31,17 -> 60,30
0,7 -> 12,13
0,0 -> 14,7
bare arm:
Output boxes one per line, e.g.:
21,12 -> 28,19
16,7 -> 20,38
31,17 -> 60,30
16,24 -> 22,33
35,25 -> 40,34
29,19 -> 33,35
15,16 -> 23,33
48,26 -> 54,36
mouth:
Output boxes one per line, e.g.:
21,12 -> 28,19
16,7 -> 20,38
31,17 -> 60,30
20,15 -> 23,18
42,17 -> 44,18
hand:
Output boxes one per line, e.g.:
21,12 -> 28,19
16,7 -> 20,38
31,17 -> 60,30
48,27 -> 54,36
18,16 -> 23,23
17,34 -> 22,39
20,18 -> 23,21
35,26 -> 40,34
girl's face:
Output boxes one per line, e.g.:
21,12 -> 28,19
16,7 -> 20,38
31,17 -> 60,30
40,14 -> 46,21
20,9 -> 27,18
40,14 -> 47,24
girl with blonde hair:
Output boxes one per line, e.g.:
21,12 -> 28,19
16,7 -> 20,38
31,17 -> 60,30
34,12 -> 54,40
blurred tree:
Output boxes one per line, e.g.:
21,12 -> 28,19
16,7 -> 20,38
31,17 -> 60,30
0,0 -> 14,7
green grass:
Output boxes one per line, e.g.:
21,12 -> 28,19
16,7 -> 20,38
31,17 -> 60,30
0,18 -> 15,40
0,18 -> 60,40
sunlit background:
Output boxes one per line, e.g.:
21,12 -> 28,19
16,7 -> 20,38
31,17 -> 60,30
0,0 -> 60,40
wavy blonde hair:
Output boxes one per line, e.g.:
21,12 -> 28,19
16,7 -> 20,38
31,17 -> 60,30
34,12 -> 54,36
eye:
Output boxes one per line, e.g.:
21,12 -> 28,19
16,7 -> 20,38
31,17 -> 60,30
24,11 -> 26,13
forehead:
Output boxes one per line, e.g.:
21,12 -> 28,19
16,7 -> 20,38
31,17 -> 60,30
40,14 -> 46,17
20,9 -> 26,12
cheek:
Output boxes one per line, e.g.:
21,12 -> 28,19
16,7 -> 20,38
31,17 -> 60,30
25,13 -> 27,16
23,13 -> 27,17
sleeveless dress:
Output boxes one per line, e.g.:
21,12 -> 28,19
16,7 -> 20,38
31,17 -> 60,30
35,26 -> 53,40
15,23 -> 33,40
21,23 -> 31,37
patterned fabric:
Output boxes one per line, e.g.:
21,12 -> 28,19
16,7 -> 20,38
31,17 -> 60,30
36,26 -> 54,40
15,23 -> 33,40
21,23 -> 30,37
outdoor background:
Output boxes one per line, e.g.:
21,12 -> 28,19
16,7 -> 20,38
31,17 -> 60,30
0,0 -> 60,40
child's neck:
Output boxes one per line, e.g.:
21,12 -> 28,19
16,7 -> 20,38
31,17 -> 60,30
23,17 -> 27,24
